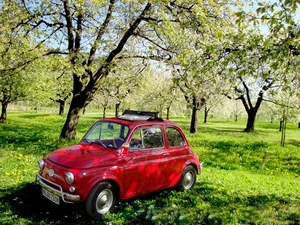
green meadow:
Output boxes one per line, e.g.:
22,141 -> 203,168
0,113 -> 299,224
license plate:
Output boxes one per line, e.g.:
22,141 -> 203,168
42,188 -> 60,205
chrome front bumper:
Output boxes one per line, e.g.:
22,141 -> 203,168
199,162 -> 204,174
36,173 -> 80,203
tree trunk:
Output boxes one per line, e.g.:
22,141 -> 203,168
0,101 -> 9,122
166,106 -> 170,120
244,112 -> 256,132
60,95 -> 86,139
190,105 -> 198,133
281,119 -> 287,147
188,96 -> 205,134
115,103 -> 120,117
102,106 -> 107,118
190,96 -> 200,133
58,100 -> 65,115
204,106 -> 209,123
279,120 -> 283,131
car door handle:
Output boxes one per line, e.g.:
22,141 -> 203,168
162,152 -> 170,156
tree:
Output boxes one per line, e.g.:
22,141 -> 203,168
111,60 -> 147,117
0,36 -> 43,121
202,95 -> 228,123
235,77 -> 274,132
195,0 -> 298,133
231,99 -> 244,122
0,1 -> 60,121
92,82 -> 115,119
0,54 -> 56,121
173,67 -> 216,133
48,55 -> 73,115
133,69 -> 183,118
171,41 -> 230,133
89,58 -> 147,117
15,0 -> 218,139
224,1 -> 297,131
163,1 -> 241,133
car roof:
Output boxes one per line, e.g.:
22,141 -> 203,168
99,110 -> 179,128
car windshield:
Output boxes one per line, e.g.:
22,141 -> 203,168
82,121 -> 129,148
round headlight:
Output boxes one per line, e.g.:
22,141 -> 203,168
65,172 -> 74,184
37,160 -> 45,170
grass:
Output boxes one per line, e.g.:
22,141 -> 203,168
0,112 -> 299,224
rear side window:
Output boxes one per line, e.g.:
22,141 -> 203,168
129,127 -> 163,150
166,127 -> 185,147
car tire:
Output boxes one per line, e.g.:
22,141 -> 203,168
176,165 -> 197,191
85,182 -> 116,219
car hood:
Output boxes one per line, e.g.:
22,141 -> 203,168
47,144 -> 118,169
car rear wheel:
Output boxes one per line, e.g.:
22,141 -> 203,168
176,165 -> 197,191
85,182 -> 116,219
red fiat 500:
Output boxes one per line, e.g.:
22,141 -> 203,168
36,110 -> 202,219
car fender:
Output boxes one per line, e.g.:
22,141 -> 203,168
182,159 -> 200,174
80,169 -> 124,201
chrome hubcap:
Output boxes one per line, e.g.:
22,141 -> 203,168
183,171 -> 194,189
96,189 -> 113,214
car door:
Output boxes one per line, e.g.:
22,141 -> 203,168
164,126 -> 191,187
123,125 -> 169,197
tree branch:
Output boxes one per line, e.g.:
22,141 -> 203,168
75,11 -> 83,51
87,0 -> 115,67
62,0 -> 75,52
116,54 -> 172,61
92,2 -> 152,84
106,3 -> 152,63
240,78 -> 254,110
133,31 -> 176,54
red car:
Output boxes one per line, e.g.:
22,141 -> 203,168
36,110 -> 202,219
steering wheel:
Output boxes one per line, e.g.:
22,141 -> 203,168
112,137 -> 125,148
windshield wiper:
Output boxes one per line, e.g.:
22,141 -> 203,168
81,138 -> 107,148
93,139 -> 107,148
81,138 -> 91,144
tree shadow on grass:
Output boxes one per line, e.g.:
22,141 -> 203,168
285,139 -> 300,148
0,183 -> 97,224
0,182 -> 205,224
200,126 -> 245,133
0,182 -> 160,225
1,181 -> 300,225
18,114 -> 60,119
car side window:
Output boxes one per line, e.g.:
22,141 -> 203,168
129,127 -> 163,150
129,129 -> 143,150
166,127 -> 185,147
143,128 -> 163,149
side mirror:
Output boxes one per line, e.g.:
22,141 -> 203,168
122,143 -> 130,148
117,143 -> 129,154
108,124 -> 114,130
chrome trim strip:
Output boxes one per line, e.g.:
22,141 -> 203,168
36,173 -> 80,203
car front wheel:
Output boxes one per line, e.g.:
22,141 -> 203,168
176,165 -> 197,191
85,182 -> 116,219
